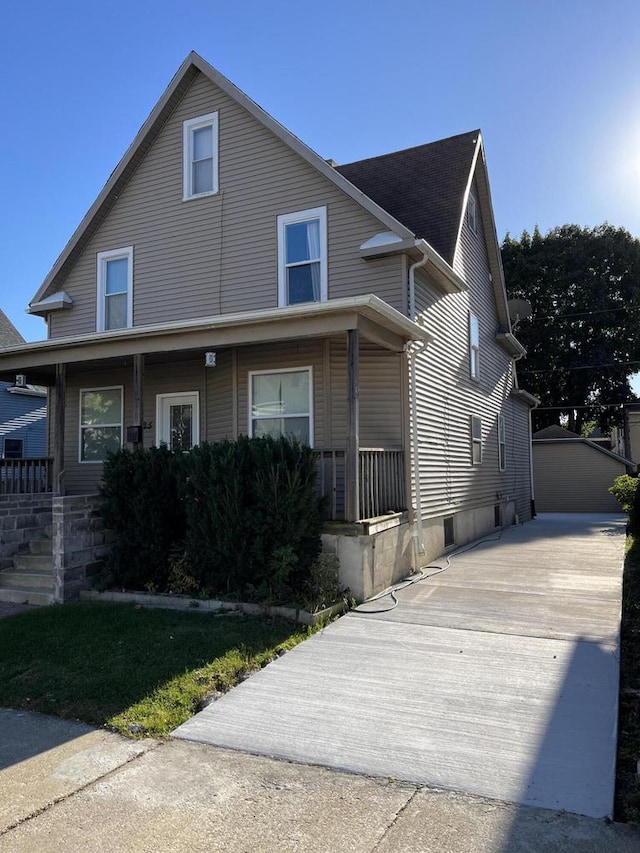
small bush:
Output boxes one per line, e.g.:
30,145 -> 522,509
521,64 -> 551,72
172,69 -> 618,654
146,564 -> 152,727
99,445 -> 186,590
610,474 -> 640,532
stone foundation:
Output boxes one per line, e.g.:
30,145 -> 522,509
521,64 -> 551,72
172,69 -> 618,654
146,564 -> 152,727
52,494 -> 110,602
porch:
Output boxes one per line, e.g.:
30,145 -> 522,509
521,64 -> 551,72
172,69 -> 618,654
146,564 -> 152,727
0,296 -> 425,525
0,450 -> 406,523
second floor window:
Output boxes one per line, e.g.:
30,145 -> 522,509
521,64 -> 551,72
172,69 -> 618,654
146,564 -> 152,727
277,207 -> 327,306
96,247 -> 133,331
183,112 -> 219,199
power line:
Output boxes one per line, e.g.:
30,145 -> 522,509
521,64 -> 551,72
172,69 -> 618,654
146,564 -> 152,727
520,359 -> 640,374
534,404 -> 633,411
522,304 -> 640,322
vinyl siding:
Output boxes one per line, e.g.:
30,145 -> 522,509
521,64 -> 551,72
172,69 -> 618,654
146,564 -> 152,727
49,71 -> 404,339
328,339 -> 403,448
60,336 -> 405,493
410,176 -> 531,520
0,384 -> 47,458
533,441 -> 627,512
508,397 -> 533,522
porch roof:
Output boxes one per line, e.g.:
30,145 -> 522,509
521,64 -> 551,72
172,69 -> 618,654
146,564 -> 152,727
0,295 -> 433,385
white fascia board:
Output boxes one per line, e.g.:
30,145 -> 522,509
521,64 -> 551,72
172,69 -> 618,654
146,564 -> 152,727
0,295 -> 432,361
28,291 -> 73,315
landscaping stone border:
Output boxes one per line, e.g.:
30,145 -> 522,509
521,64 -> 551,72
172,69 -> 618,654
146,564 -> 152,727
79,589 -> 346,626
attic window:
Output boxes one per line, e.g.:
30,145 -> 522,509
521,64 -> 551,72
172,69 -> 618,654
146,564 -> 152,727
183,112 -> 219,199
467,192 -> 478,235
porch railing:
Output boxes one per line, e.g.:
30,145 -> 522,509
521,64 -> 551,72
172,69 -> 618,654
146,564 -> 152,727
316,448 -> 405,522
0,458 -> 53,495
359,448 -> 406,520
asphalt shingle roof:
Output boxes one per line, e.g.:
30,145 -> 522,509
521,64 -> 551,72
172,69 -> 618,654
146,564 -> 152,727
0,309 -> 24,349
336,130 -> 479,265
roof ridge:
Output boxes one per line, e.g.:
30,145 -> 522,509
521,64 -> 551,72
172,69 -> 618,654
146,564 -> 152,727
338,129 -> 480,169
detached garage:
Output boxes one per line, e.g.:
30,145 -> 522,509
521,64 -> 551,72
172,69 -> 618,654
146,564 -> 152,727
533,425 -> 635,512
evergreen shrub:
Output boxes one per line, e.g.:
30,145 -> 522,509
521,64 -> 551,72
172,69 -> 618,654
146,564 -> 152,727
182,436 -> 326,599
99,445 -> 186,590
98,437 -> 326,601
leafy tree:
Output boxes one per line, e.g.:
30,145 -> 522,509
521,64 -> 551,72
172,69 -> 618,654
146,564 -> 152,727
502,224 -> 640,433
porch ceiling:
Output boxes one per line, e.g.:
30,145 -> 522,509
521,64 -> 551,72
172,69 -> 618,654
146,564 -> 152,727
0,296 -> 432,385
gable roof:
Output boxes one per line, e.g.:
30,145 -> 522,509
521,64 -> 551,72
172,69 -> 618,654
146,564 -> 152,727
30,52 -> 418,309
533,425 -> 580,440
336,131 -> 479,266
0,309 -> 24,348
27,52 -> 517,345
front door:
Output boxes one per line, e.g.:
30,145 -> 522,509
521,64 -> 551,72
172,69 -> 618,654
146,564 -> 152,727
156,392 -> 200,451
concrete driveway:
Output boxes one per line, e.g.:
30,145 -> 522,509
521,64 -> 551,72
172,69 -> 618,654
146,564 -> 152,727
175,514 -> 626,819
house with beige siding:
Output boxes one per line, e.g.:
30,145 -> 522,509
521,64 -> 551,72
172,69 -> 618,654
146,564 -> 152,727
0,52 -> 535,603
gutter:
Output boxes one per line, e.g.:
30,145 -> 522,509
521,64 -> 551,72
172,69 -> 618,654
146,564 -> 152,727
407,245 -> 430,561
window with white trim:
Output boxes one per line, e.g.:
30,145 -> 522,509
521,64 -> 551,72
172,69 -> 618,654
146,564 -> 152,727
498,413 -> 506,471
96,247 -> 133,331
3,438 -> 23,459
79,387 -> 123,462
249,368 -> 313,445
471,415 -> 482,465
277,207 -> 327,306
469,312 -> 480,379
183,112 -> 218,199
467,192 -> 478,234
156,392 -> 200,452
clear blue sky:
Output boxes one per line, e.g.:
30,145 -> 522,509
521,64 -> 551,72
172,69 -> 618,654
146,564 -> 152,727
1,0 -> 640,343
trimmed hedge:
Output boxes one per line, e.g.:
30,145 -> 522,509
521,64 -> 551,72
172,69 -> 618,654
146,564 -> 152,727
98,437 -> 326,601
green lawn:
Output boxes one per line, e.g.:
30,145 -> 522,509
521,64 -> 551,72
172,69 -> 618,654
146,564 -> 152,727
616,535 -> 640,823
0,602 -> 311,738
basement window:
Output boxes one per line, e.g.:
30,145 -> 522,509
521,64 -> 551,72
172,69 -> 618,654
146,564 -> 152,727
494,504 -> 501,528
443,516 -> 455,548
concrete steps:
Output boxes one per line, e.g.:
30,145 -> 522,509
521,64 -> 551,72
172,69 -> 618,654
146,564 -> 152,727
0,538 -> 54,607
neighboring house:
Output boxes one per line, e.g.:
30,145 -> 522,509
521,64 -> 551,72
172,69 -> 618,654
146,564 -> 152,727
0,52 -> 535,600
532,425 -> 634,512
0,309 -> 47,460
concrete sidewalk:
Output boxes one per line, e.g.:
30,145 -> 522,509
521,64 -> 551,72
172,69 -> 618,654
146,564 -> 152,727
175,514 -> 626,819
0,711 -> 638,852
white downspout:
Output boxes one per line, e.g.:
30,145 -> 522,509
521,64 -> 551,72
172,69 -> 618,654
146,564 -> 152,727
408,246 -> 430,562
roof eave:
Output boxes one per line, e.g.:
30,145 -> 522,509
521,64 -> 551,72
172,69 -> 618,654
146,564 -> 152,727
497,331 -> 527,358
510,387 -> 539,407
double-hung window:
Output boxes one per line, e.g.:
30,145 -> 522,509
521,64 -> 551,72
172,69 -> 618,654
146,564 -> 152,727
97,247 -> 133,331
183,112 -> 218,199
249,367 -> 313,445
79,387 -> 123,462
498,414 -> 506,471
469,312 -> 480,380
471,415 -> 482,465
277,207 -> 327,306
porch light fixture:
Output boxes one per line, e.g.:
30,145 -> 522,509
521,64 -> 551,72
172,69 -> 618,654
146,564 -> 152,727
205,351 -> 216,367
